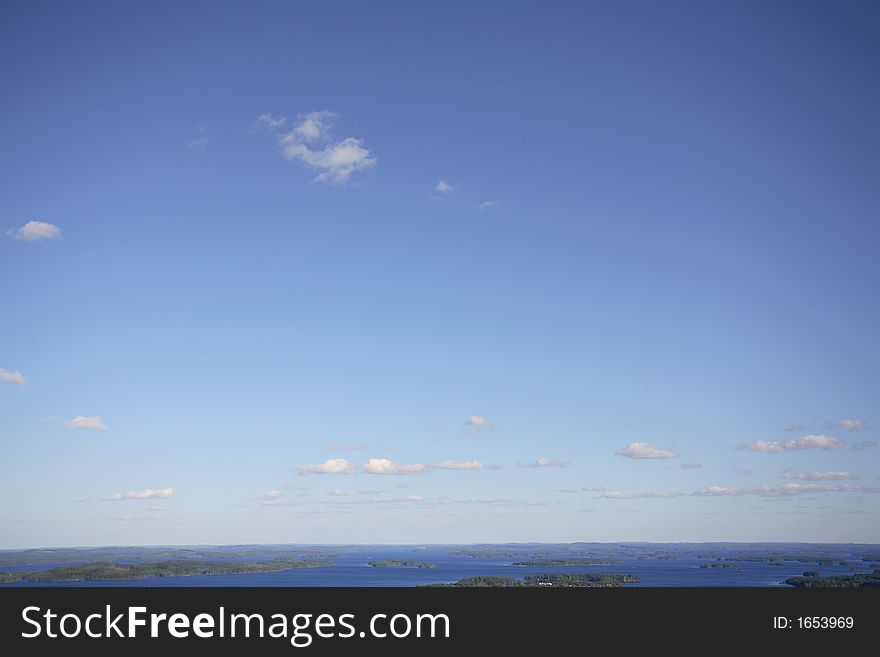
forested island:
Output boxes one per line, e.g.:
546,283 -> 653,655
784,569 -> 880,588
368,560 -> 436,568
9,559 -> 333,583
425,573 -> 639,587
512,558 -> 619,566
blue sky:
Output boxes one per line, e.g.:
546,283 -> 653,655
1,0 -> 878,548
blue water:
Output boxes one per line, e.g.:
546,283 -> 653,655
1,545 -> 872,587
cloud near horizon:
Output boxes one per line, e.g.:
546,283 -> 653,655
615,442 -> 677,459
694,483 -> 880,497
328,443 -> 367,451
600,491 -> 681,499
782,471 -> 858,481
523,457 -> 563,468
743,434 -> 844,453
7,220 -> 62,241
102,487 -> 174,501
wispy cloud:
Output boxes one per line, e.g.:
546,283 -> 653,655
258,490 -> 285,506
187,136 -> 210,150
600,490 -> 682,500
263,111 -> 376,184
7,220 -> 62,241
479,200 -> 501,210
837,419 -> 866,431
784,423 -> 804,433
782,471 -> 859,481
680,463 -> 703,469
735,466 -> 755,476
434,180 -> 455,194
295,458 -> 357,475
0,368 -> 27,386
742,434 -> 844,453
63,416 -> 107,431
851,440 -> 876,451
581,484 -> 605,492
328,443 -> 367,451
523,457 -> 564,468
615,442 -> 677,459
435,460 -> 493,471
102,487 -> 174,501
327,488 -> 348,497
694,483 -> 880,497
362,458 -> 429,475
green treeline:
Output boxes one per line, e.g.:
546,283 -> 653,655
784,569 -> 880,588
367,560 -> 436,568
424,573 -> 639,587
512,558 -> 619,566
23,559 -> 334,582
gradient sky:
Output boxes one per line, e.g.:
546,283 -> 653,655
1,0 -> 878,548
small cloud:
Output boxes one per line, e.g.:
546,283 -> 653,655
435,460 -> 488,471
7,220 -> 62,241
256,113 -> 286,130
434,180 -> 455,194
556,488 -> 579,493
742,434 -> 844,453
680,463 -> 703,470
295,458 -> 357,475
837,419 -> 866,432
464,415 -> 493,435
735,466 -> 755,477
63,415 -> 107,431
523,457 -> 563,468
782,471 -> 859,481
851,441 -> 877,451
328,443 -> 367,451
148,505 -> 165,511
784,423 -> 804,433
187,136 -> 210,150
102,487 -> 173,501
405,494 -> 426,502
40,416 -> 55,423
615,442 -> 677,459
600,491 -> 681,500
694,483 -> 880,497
327,489 -> 348,497
581,484 -> 605,492
479,200 -> 501,210
0,368 -> 27,386
262,489 -> 282,499
271,111 -> 376,185
362,458 -> 429,475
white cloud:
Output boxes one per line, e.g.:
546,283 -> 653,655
479,200 -> 501,210
63,415 -> 107,431
838,419 -> 866,431
102,487 -> 173,501
743,434 -> 844,453
464,415 -> 488,427
0,369 -> 27,386
296,458 -> 357,475
257,490 -> 284,506
680,463 -> 703,469
405,494 -> 425,502
600,491 -> 681,500
785,423 -> 804,433
327,488 -> 348,497
434,180 -> 455,194
694,483 -> 880,497
328,443 -> 367,451
581,484 -> 605,492
263,489 -> 282,498
524,457 -> 563,468
436,460 -> 487,470
615,442 -> 677,459
272,111 -> 376,184
782,471 -> 858,481
7,220 -> 62,241
187,136 -> 209,150
256,113 -> 286,130
362,458 -> 429,475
